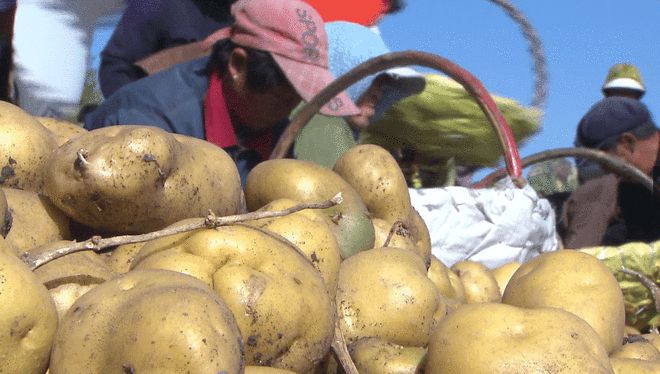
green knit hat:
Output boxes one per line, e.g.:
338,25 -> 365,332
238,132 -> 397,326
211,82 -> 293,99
602,63 -> 645,95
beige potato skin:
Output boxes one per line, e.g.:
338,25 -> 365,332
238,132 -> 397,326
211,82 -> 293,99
490,261 -> 521,295
132,224 -> 335,373
36,116 -> 88,146
336,247 -> 445,347
426,303 -> 614,374
49,269 -> 245,374
44,125 -> 241,233
372,217 -> 418,253
642,333 -> 660,352
333,144 -> 411,225
249,200 -> 342,298
609,357 -> 660,374
0,239 -> 58,374
451,260 -> 501,303
104,242 -> 144,274
3,187 -> 71,254
610,340 -> 660,361
427,255 -> 466,306
0,101 -> 59,193
350,337 -> 427,374
245,367 -> 299,374
245,159 -> 374,259
502,250 -> 626,354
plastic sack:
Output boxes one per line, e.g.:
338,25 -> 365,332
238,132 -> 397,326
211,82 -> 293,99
409,178 -> 559,269
580,241 -> 660,330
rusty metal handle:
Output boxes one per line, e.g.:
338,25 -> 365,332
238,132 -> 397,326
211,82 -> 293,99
473,147 -> 656,193
270,50 -> 526,187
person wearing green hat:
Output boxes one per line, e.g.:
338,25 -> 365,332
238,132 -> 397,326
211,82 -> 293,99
576,63 -> 647,183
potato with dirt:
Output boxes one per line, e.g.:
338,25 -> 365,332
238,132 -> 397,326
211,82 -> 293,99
349,337 -> 427,374
0,238 -> 58,374
336,247 -> 445,347
427,255 -> 466,309
3,187 -> 71,254
0,101 -> 59,193
131,224 -> 335,373
246,159 -> 374,259
49,269 -> 244,374
502,250 -> 626,354
35,116 -> 88,146
451,260 -> 501,303
43,125 -> 242,233
426,303 -> 614,374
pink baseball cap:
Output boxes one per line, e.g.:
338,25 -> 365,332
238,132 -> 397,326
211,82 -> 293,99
225,0 -> 360,117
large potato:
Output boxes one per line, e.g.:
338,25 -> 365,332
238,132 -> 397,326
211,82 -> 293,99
35,116 -> 87,146
131,224 -> 335,373
609,357 -> 660,374
336,247 -> 445,347
246,159 -> 374,258
502,250 -> 626,353
0,238 -> 58,374
0,101 -> 59,192
349,337 -> 427,374
610,340 -> 660,361
248,199 -> 342,297
3,187 -> 70,254
43,125 -> 242,233
426,303 -> 614,374
245,367 -> 298,374
49,269 -> 244,374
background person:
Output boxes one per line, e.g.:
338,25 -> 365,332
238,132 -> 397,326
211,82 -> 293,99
559,96 -> 659,248
99,0 -> 236,98
85,0 -> 359,185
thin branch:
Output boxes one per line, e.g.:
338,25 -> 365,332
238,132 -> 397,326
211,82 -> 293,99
22,193 -> 343,271
621,267 -> 660,315
331,321 -> 359,374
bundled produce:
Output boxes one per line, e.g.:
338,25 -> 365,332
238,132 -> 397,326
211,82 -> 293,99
580,241 -> 660,330
363,74 -> 541,186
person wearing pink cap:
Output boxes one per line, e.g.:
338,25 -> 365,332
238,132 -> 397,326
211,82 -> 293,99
85,0 -> 359,185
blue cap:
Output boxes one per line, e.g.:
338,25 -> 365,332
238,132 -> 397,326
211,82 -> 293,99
325,21 -> 426,123
577,96 -> 657,150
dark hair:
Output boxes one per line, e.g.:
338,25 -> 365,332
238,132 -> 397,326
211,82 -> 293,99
387,0 -> 406,14
206,39 -> 289,93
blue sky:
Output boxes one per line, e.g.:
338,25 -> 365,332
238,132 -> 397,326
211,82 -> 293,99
90,1 -> 659,176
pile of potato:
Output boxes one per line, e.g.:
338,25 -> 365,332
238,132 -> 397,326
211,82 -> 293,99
0,100 -> 658,374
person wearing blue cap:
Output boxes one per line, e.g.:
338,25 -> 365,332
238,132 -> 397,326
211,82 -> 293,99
294,21 -> 426,168
559,96 -> 659,248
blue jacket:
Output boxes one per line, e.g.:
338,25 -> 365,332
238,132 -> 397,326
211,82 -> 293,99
99,0 -> 232,98
85,57 -> 288,185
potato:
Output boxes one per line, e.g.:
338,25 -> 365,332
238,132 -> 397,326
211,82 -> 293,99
3,187 -> 70,255
333,144 -> 411,224
451,260 -> 501,303
249,199 -> 342,297
610,340 -> 660,361
246,159 -> 374,258
131,224 -> 335,373
44,125 -> 242,233
30,240 -> 115,320
490,261 -> 521,295
372,217 -> 417,251
405,208 -> 432,265
502,250 -> 626,353
245,367 -> 298,374
49,269 -> 244,374
349,337 -> 427,374
336,247 -> 445,347
427,255 -> 466,306
0,238 -> 58,374
642,333 -> 660,352
35,116 -> 87,146
0,101 -> 59,192
426,303 -> 614,374
609,357 -> 660,374
104,242 -> 144,274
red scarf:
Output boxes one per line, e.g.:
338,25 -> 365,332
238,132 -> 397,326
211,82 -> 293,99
204,71 -> 274,160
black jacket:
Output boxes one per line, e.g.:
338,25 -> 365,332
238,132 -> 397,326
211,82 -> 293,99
99,0 -> 232,98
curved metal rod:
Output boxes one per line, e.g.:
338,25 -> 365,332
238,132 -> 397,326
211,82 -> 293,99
270,50 -> 526,187
472,147 -> 655,192
487,0 -> 548,112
